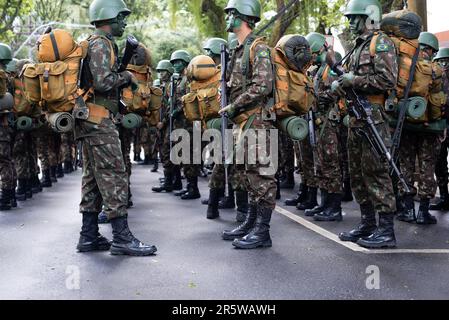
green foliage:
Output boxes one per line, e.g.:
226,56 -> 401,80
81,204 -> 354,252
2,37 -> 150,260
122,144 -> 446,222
0,0 -> 33,43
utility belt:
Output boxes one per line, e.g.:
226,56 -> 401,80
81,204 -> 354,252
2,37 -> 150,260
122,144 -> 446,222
366,94 -> 386,106
85,102 -> 112,124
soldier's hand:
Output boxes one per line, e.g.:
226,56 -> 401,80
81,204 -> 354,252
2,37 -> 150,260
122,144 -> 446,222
218,104 -> 235,116
331,80 -> 345,97
157,122 -> 164,130
339,72 -> 355,88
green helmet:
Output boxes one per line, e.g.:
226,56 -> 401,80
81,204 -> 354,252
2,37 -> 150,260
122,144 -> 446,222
344,0 -> 382,24
170,50 -> 191,64
419,32 -> 439,52
224,0 -> 261,22
89,0 -> 131,25
6,58 -> 18,73
203,38 -> 228,56
153,79 -> 161,87
228,33 -> 239,50
0,43 -> 12,63
156,60 -> 174,74
434,47 -> 449,61
305,32 -> 326,54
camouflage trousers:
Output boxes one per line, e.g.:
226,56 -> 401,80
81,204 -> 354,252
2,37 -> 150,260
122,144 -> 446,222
298,136 -> 320,188
209,163 -> 247,191
398,130 -> 440,199
13,130 -> 39,180
234,115 -> 277,210
79,118 -> 128,219
60,131 -> 75,163
147,126 -> 159,160
316,121 -> 343,193
435,137 -> 449,189
348,121 -> 396,214
339,122 -> 350,182
0,126 -> 16,190
36,125 -> 60,170
279,130 -> 295,175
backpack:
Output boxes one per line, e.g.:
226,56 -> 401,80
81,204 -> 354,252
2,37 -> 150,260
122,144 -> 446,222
121,63 -> 162,126
182,55 -> 221,124
21,29 -> 89,113
0,69 -> 7,97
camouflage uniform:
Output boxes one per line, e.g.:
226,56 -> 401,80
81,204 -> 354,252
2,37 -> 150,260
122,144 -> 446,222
60,131 -> 75,164
345,31 -> 398,214
227,34 -> 277,210
76,29 -> 129,219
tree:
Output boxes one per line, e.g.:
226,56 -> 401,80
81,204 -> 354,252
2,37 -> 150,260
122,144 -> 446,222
0,0 -> 33,42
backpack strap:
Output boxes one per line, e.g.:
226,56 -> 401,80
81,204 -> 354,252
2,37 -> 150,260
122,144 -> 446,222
369,32 -> 380,58
49,32 -> 61,61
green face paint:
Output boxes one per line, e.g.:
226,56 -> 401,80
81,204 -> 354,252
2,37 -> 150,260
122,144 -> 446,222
110,13 -> 127,37
226,11 -> 243,33
172,60 -> 186,74
348,15 -> 366,35
158,71 -> 171,83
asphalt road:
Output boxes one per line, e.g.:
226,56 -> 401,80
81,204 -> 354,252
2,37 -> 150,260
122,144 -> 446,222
1,164 -> 449,300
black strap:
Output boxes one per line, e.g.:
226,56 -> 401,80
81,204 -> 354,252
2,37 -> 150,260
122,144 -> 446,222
197,64 -> 216,69
49,32 -> 60,61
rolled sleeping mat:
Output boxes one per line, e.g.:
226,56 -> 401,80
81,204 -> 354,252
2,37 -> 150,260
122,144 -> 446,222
0,92 -> 14,112
404,119 -> 446,134
48,112 -> 74,133
280,116 -> 308,141
206,118 -> 222,131
16,116 -> 34,131
122,113 -> 143,129
405,96 -> 427,120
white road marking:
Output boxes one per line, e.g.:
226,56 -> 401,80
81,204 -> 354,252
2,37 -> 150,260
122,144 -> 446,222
275,206 -> 449,255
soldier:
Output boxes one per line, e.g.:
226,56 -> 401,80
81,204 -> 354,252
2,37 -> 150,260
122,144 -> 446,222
0,43 -> 16,210
220,0 -> 277,249
430,47 -> 449,211
396,32 -> 445,225
76,0 -> 157,256
60,131 -> 75,173
305,32 -> 344,222
333,0 -> 398,248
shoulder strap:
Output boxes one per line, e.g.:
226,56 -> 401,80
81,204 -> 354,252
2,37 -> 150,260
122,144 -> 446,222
369,32 -> 380,58
242,35 -> 257,78
49,32 -> 61,61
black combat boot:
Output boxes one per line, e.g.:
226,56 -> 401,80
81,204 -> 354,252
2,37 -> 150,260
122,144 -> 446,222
9,189 -> 17,208
133,152 -> 142,162
305,189 -> 328,217
40,169 -> 52,188
110,216 -> 157,256
219,184 -> 235,209
151,159 -> 159,173
430,184 -> 449,211
31,175 -> 43,194
280,170 -> 295,189
357,212 -> 397,249
202,188 -> 224,205
235,190 -> 249,222
152,170 -> 174,193
284,183 -> 308,206
206,188 -> 221,219
416,198 -> 437,225
16,179 -> 27,201
63,161 -> 74,174
50,166 -> 58,183
98,210 -> 109,224
222,204 -> 257,241
0,189 -> 12,211
138,155 -> 151,165
276,178 -> 281,200
342,178 -> 353,202
77,213 -> 112,252
25,179 -> 33,199
397,194 -> 416,223
172,167 -> 183,191
314,193 -> 343,222
296,187 -> 318,211
339,203 -> 377,242
181,177 -> 201,200
232,206 -> 273,249
56,163 -> 64,178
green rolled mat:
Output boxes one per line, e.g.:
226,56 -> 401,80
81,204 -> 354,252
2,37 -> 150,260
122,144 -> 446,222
48,112 -> 74,133
122,113 -> 143,129
206,118 -> 222,131
405,96 -> 427,119
343,115 -> 350,128
16,116 -> 34,131
280,116 -> 308,141
404,119 -> 447,134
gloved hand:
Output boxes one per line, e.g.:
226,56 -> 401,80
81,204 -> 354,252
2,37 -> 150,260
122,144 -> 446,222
218,104 -> 235,116
331,80 -> 345,97
339,72 -> 355,88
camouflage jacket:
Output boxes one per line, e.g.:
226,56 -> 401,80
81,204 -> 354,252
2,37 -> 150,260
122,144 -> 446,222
0,68 -> 7,98
346,30 -> 398,126
442,68 -> 449,120
85,29 -> 130,114
313,63 -> 339,115
227,33 -> 273,121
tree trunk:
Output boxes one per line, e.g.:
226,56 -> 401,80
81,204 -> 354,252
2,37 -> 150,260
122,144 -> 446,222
408,0 -> 427,31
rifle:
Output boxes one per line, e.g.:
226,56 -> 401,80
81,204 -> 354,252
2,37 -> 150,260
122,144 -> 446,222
326,49 -> 411,193
169,73 -> 180,152
118,35 -> 139,120
307,109 -> 318,175
220,43 -> 230,197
